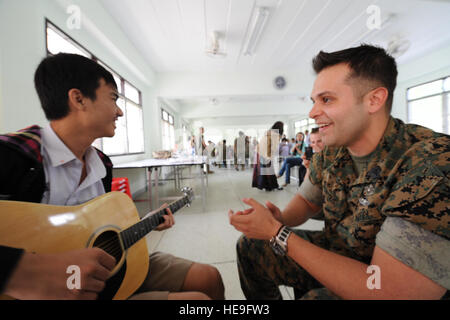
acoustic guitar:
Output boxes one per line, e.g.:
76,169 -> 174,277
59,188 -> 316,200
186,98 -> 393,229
0,187 -> 194,300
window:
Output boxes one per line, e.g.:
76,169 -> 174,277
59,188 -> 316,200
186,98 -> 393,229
45,20 -> 145,156
161,106 -> 175,151
407,77 -> 450,134
294,118 -> 316,137
46,25 -> 89,57
182,124 -> 188,152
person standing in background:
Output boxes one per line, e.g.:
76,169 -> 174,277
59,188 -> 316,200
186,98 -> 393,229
197,127 -> 214,174
218,139 -> 227,168
250,137 -> 258,168
206,140 -> 216,167
252,121 -> 284,191
234,131 -> 247,171
190,135 -> 196,156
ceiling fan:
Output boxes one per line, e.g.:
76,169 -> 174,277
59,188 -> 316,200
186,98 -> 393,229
205,31 -> 227,58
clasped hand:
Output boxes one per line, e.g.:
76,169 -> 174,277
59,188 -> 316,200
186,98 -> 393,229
228,198 -> 283,240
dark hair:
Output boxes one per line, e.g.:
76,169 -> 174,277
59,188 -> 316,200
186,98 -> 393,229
311,127 -> 319,134
271,121 -> 284,136
34,53 -> 117,120
312,44 -> 397,113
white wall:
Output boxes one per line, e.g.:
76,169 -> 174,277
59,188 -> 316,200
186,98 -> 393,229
155,69 -> 314,118
154,69 -> 314,144
181,100 -> 309,119
155,70 -> 315,98
0,0 -> 158,194
0,0 -> 47,131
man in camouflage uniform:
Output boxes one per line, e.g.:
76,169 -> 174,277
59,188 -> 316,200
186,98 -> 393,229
228,44 -> 449,300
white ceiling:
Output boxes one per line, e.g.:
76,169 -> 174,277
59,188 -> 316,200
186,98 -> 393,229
100,0 -> 450,124
173,94 -> 307,107
101,0 -> 450,73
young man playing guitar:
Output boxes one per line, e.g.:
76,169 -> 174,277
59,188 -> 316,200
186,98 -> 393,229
0,53 -> 224,300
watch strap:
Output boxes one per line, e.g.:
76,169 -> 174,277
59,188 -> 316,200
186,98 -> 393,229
277,226 -> 291,244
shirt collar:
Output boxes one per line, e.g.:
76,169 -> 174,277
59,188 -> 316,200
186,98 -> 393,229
80,147 -> 107,188
41,124 -> 106,176
41,123 -> 78,167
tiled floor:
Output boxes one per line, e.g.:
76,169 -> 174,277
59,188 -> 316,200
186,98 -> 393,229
132,165 -> 324,300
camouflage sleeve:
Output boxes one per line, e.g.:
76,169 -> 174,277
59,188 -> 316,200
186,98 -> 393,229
308,149 -> 324,187
376,217 -> 450,289
298,175 -> 323,207
381,160 -> 449,240
308,146 -> 342,187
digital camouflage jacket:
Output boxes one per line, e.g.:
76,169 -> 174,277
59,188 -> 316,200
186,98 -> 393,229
309,117 -> 450,262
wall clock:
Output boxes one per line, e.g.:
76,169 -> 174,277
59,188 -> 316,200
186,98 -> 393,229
274,76 -> 286,90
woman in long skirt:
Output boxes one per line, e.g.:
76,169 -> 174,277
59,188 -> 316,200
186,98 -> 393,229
252,121 -> 284,191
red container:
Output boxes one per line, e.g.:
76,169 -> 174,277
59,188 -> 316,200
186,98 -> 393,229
111,177 -> 132,199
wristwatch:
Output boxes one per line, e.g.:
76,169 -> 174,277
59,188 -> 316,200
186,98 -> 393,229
269,226 -> 292,256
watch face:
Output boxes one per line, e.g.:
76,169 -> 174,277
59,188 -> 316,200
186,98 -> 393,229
274,76 -> 286,90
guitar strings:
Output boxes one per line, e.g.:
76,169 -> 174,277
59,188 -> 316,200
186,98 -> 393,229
92,199 -> 188,251
93,209 -> 162,249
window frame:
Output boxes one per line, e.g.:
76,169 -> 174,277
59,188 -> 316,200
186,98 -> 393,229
160,106 -> 175,151
294,118 -> 316,137
406,75 -> 450,135
45,19 -> 145,157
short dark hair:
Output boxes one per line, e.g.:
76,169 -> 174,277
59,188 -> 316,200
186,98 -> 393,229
34,53 -> 117,120
312,44 -> 397,113
311,127 -> 319,134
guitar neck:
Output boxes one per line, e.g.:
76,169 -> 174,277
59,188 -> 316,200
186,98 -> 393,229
120,195 -> 189,250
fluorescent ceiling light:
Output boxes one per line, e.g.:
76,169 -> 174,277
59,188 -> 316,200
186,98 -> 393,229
243,7 -> 270,56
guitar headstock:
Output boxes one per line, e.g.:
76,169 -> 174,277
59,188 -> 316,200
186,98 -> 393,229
180,187 -> 194,207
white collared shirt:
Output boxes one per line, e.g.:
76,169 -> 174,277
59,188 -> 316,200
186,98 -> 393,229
40,124 -> 106,206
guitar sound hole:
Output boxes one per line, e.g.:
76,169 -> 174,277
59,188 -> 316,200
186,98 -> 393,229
93,230 -> 123,264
